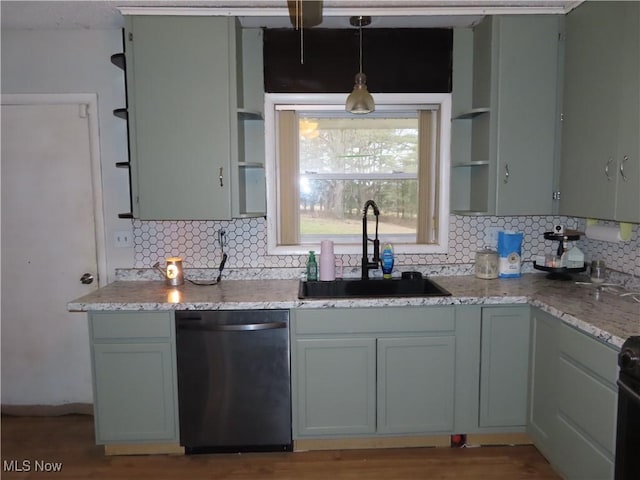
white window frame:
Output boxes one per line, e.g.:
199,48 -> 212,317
265,93 -> 451,256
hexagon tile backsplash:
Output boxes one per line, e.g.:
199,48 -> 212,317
132,215 -> 639,278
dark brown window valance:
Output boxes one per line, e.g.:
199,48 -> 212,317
263,28 -> 453,94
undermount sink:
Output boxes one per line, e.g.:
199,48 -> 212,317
298,277 -> 451,299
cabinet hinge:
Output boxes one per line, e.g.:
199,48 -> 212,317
560,112 -> 564,122
553,191 -> 561,201
128,32 -> 133,42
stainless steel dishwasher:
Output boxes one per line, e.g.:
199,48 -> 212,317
175,309 -> 291,453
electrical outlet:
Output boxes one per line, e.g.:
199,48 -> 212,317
483,227 -> 501,248
114,230 -> 132,248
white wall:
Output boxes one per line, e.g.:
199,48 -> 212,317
2,27 -> 134,282
1,28 -> 133,405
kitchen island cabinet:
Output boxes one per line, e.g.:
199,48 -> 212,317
89,311 -> 180,452
528,308 -> 618,480
560,1 -> 640,223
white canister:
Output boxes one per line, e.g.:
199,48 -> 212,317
319,240 -> 336,281
475,249 -> 499,280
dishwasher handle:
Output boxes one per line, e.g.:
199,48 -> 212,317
177,320 -> 287,332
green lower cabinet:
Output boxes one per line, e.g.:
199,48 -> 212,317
296,338 -> 376,436
92,342 -> 177,443
552,322 -> 618,480
377,336 -> 455,434
89,311 -> 179,445
292,307 -> 457,439
479,306 -> 531,428
528,308 -> 619,480
528,308 -> 560,462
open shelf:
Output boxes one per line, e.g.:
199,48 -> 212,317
110,53 -> 125,70
238,108 -> 263,120
113,108 -> 128,120
453,107 -> 490,120
451,210 -> 491,216
452,161 -> 490,167
238,162 -> 264,168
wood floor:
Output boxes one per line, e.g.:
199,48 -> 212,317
1,415 -> 561,479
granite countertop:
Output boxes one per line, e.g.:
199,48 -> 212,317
68,274 -> 640,349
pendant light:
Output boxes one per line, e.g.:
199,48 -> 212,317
346,16 -> 375,114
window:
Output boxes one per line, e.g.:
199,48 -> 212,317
265,94 -> 451,255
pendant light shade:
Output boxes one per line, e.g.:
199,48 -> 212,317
346,16 -> 374,114
346,72 -> 375,114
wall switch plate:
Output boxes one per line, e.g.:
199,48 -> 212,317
483,227 -> 501,248
114,230 -> 133,248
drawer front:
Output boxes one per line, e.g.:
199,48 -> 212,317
294,307 -> 455,335
90,311 -> 173,340
557,353 -> 618,457
558,322 -> 618,384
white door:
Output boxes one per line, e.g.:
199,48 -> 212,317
1,98 -> 104,406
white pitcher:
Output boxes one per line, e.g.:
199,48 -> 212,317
319,240 -> 342,281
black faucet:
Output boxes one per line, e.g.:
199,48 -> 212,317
362,200 -> 381,280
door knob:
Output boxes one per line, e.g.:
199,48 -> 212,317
80,273 -> 94,285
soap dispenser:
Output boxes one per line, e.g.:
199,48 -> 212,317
381,243 -> 394,279
306,251 -> 318,281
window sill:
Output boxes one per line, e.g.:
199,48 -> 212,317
267,242 -> 449,256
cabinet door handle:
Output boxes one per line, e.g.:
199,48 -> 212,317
219,167 -> 224,187
605,158 -> 613,181
620,155 -> 629,181
503,164 -> 510,184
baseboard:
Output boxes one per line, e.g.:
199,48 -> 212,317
104,443 -> 184,456
294,435 -> 451,452
293,432 -> 533,452
1,403 -> 93,416
465,432 -> 533,446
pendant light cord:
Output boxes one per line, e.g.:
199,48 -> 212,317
358,18 -> 363,74
296,0 -> 304,64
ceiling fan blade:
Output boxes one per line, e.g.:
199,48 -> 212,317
287,0 -> 323,28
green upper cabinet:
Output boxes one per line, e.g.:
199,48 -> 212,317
451,15 -> 562,216
124,16 -> 265,220
560,1 -> 640,223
